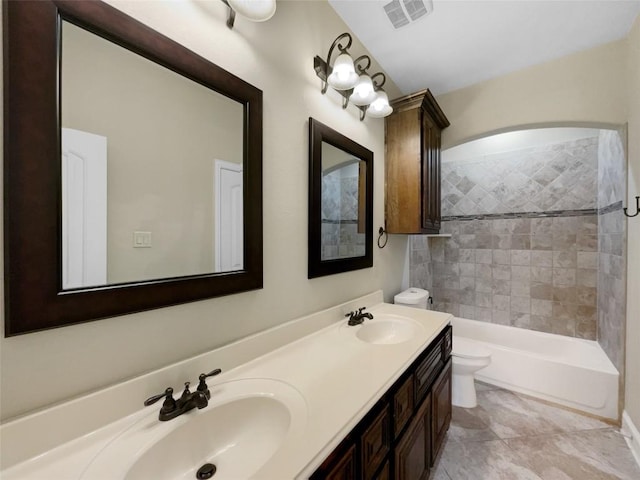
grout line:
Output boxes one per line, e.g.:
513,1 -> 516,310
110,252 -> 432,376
499,426 -> 616,442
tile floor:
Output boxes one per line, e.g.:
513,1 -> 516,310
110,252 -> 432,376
431,383 -> 640,479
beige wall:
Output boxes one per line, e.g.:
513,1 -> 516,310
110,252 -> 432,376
625,16 -> 640,429
62,22 -> 243,283
0,0 -> 406,421
437,39 -> 628,149
322,141 -> 358,170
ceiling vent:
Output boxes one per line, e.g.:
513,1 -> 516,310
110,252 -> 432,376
384,0 -> 433,29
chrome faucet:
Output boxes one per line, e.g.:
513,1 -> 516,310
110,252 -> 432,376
345,307 -> 374,326
144,368 -> 222,421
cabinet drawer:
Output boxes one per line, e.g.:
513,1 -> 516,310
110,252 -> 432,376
362,405 -> 391,480
394,373 -> 414,436
415,339 -> 443,402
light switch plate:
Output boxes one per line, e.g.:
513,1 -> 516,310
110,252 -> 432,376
133,231 -> 152,248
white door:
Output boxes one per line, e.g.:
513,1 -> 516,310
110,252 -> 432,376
214,160 -> 243,271
61,128 -> 108,289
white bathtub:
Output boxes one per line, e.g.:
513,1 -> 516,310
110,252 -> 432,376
452,317 -> 619,420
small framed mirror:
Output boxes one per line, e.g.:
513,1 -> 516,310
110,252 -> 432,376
308,118 -> 373,278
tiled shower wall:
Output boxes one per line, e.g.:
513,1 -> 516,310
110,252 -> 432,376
412,215 -> 599,338
321,168 -> 365,260
410,136 -> 601,338
597,130 -> 627,373
441,137 -> 598,215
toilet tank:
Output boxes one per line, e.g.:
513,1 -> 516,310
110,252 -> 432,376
394,288 -> 429,310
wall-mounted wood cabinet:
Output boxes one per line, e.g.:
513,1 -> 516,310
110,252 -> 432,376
385,90 -> 450,234
310,325 -> 452,480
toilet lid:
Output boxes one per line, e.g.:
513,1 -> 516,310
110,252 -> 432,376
452,337 -> 491,359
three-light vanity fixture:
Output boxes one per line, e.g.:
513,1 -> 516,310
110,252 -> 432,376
314,33 -> 393,121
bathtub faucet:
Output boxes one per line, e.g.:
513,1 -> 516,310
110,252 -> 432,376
346,307 -> 374,326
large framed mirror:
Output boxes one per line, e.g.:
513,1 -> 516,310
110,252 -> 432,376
3,0 -> 263,335
308,118 -> 373,278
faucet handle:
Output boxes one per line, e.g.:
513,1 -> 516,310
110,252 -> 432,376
144,387 -> 177,415
197,368 -> 222,399
144,387 -> 174,406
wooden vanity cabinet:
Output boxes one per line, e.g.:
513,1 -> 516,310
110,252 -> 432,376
310,325 -> 452,480
385,89 -> 449,234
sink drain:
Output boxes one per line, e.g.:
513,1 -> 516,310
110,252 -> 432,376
196,463 -> 217,479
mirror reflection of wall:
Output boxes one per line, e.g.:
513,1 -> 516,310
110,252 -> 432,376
320,142 -> 366,261
60,21 -> 244,288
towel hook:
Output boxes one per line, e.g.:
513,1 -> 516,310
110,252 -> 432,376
624,196 -> 640,218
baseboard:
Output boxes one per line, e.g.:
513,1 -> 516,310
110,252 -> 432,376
622,410 -> 640,469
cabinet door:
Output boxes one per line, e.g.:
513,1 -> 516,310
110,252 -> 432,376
422,113 -> 441,233
394,374 -> 414,436
362,405 -> 391,480
310,443 -> 357,480
431,359 -> 452,464
395,393 -> 431,480
385,108 -> 422,233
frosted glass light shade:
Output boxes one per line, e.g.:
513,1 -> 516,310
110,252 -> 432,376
227,0 -> 276,21
327,53 -> 358,90
367,90 -> 393,118
350,75 -> 377,106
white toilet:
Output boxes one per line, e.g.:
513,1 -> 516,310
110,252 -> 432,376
393,287 -> 431,309
394,288 -> 492,408
451,337 -> 491,408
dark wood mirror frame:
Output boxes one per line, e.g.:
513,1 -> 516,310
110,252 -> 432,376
3,0 -> 263,336
308,118 -> 373,279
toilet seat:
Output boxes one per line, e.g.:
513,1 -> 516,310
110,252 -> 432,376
452,337 -> 491,359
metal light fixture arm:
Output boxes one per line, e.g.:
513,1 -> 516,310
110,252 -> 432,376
221,0 -> 236,28
353,55 -> 372,75
371,72 -> 387,91
322,33 -> 354,94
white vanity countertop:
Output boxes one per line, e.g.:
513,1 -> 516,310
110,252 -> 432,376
2,301 -> 451,480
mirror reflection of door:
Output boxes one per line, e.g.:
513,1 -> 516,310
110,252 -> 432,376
61,128 -> 108,289
215,160 -> 243,271
321,142 -> 367,261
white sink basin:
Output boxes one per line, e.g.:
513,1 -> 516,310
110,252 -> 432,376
80,379 -> 307,480
352,315 -> 424,345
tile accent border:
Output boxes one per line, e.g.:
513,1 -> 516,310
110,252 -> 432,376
599,200 -> 624,215
441,201 -> 622,222
321,219 -> 359,224
622,410 -> 640,470
442,208 -> 598,222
